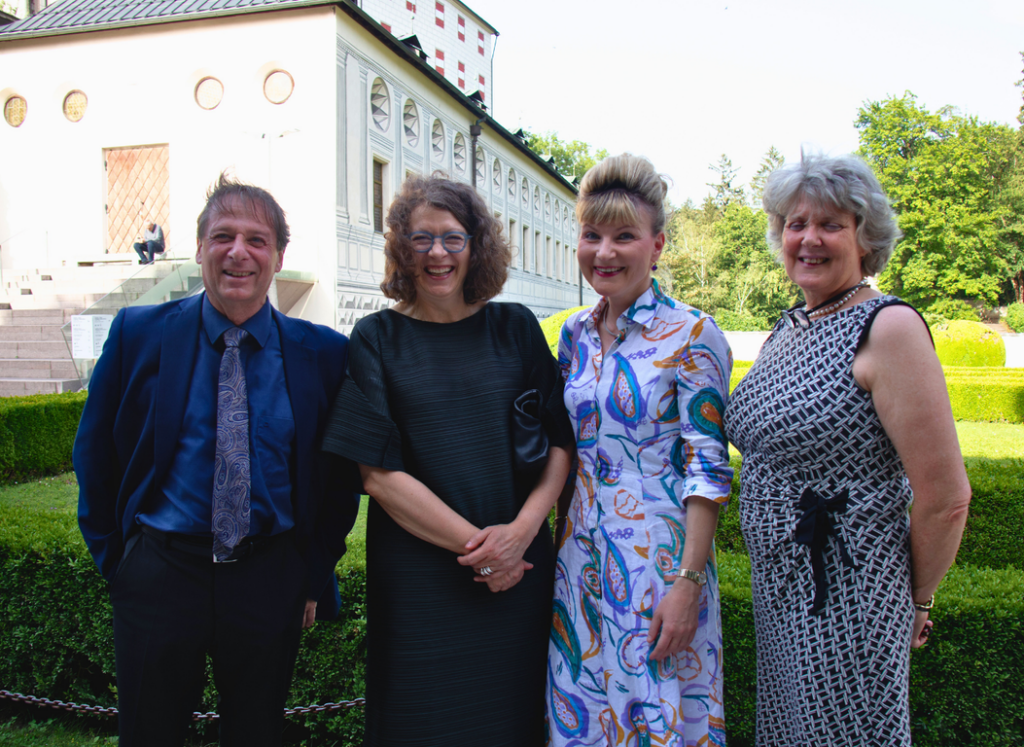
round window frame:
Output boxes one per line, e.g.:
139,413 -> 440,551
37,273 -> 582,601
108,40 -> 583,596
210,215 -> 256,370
62,90 -> 88,122
4,95 -> 27,128
263,70 -> 295,105
194,77 -> 224,110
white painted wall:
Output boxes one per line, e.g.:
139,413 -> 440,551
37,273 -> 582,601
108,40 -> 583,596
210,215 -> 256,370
0,6 -> 340,325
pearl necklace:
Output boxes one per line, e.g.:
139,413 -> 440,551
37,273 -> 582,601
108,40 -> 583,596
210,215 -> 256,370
806,281 -> 868,320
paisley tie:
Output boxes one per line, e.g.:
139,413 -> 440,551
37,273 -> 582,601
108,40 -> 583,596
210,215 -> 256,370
212,327 -> 250,562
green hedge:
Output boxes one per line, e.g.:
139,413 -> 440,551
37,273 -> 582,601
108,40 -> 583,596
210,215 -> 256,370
2,485 -> 1022,746
0,392 -> 87,484
731,363 -> 1024,424
931,320 -> 1006,367
716,455 -> 1024,571
1006,303 -> 1024,333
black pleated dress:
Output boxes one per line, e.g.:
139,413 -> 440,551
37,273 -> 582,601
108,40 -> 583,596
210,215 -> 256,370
322,303 -> 572,747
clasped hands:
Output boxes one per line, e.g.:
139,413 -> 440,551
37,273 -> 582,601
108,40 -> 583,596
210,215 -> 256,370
457,522 -> 533,593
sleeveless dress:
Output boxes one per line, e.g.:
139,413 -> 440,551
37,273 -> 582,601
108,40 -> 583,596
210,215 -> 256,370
723,296 -> 917,746
322,303 -> 572,747
546,281 -> 734,747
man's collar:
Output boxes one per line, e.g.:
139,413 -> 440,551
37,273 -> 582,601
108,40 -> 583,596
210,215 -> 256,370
201,294 -> 272,349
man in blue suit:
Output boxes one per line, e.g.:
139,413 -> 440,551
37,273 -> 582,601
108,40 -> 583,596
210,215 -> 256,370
74,175 -> 357,747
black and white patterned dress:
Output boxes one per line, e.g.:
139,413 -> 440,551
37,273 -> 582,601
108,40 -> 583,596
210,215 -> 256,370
723,296 -> 916,746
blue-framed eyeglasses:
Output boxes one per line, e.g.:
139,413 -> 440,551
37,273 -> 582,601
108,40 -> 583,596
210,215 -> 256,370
406,231 -> 472,253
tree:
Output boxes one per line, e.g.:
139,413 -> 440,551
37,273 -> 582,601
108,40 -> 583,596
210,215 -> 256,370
749,146 -> 785,206
706,154 -> 745,212
997,54 -> 1024,303
661,200 -> 724,313
524,131 -> 609,181
856,93 -> 1017,310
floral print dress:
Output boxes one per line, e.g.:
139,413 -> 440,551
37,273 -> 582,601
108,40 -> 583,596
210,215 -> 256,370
546,281 -> 734,747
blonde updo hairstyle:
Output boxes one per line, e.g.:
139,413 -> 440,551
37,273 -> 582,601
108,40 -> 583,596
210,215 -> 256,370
576,154 -> 670,236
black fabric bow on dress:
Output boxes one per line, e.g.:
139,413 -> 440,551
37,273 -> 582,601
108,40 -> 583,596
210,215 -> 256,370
794,486 -> 857,615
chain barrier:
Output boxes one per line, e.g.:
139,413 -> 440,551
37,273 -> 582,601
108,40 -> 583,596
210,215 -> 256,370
0,689 -> 365,722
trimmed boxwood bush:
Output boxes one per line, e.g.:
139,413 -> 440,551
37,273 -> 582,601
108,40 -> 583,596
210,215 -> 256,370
1007,303 -> 1024,333
3,479 -> 1022,746
932,320 -> 1006,367
540,305 -> 589,356
712,309 -> 773,332
0,392 -> 87,484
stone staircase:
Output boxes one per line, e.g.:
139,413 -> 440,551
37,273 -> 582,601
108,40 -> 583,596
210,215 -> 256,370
0,258 -> 190,396
0,308 -> 82,396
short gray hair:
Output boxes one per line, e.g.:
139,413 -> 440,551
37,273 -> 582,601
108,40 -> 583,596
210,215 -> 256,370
762,153 -> 901,277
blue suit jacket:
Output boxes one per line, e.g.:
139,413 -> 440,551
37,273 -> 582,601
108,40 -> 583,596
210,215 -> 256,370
74,294 -> 357,619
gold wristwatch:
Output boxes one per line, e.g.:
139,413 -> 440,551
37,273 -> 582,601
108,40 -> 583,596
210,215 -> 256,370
677,568 -> 707,587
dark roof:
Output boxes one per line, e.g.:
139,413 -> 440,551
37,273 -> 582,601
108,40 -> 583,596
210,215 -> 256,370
0,0 -> 337,39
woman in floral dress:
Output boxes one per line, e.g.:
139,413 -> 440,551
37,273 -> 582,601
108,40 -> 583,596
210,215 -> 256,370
546,154 -> 733,747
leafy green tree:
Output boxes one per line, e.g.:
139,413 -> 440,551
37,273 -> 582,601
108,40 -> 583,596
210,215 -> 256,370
750,146 -> 785,206
661,200 -> 724,313
997,54 -> 1024,303
663,199 -> 797,326
524,131 -> 609,181
856,93 -> 1017,310
713,203 -> 798,323
706,154 -> 746,212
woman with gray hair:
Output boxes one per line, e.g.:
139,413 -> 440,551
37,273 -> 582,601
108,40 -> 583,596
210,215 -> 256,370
723,153 -> 970,745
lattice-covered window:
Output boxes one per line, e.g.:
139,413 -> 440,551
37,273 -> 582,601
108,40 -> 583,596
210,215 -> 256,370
62,90 -> 87,122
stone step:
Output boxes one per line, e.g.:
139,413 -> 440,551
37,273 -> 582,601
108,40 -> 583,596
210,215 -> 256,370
0,359 -> 79,378
0,308 -> 76,324
0,325 -> 66,342
0,341 -> 71,359
0,379 -> 82,397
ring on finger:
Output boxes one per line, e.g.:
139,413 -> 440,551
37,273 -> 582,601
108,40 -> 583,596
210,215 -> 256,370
478,566 -> 493,576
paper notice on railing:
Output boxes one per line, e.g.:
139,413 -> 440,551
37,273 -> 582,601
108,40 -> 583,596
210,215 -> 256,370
71,315 -> 114,359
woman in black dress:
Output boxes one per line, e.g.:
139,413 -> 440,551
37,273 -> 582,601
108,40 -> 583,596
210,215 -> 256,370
322,174 -> 572,746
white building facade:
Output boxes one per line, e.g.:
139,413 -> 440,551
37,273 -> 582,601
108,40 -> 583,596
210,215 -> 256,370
0,0 -> 595,334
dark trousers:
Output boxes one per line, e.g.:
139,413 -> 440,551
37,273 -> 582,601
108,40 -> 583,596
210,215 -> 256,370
134,240 -> 164,263
110,529 -> 307,747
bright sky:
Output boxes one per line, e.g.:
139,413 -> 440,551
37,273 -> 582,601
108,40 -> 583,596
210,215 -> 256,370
468,0 -> 1024,205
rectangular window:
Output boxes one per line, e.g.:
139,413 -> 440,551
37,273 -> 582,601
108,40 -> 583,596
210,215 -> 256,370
523,225 -> 531,273
373,160 -> 385,233
435,48 -> 445,75
458,15 -> 465,41
458,61 -> 465,72
546,236 -> 553,277
435,1 -> 444,28
509,218 -> 519,270
555,240 -> 561,280
536,230 -> 542,274
458,62 -> 465,90
564,243 -> 571,281
405,0 -> 416,11
478,30 -> 485,55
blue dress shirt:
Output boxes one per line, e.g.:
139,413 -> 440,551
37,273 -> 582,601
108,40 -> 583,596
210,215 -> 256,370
138,296 -> 296,537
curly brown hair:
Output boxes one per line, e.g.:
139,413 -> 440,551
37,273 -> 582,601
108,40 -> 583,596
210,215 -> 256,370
381,174 -> 510,304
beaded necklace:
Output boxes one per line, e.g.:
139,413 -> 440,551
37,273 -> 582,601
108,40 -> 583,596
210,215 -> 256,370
806,280 -> 869,320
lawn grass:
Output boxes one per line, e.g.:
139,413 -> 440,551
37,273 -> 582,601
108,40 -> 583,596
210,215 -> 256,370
955,420 -> 1024,460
